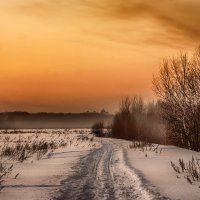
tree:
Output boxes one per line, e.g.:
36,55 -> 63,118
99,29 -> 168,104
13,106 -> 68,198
112,96 -> 165,143
112,96 -> 135,139
153,46 -> 200,151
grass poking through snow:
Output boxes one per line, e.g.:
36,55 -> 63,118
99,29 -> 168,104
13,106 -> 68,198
170,156 -> 200,185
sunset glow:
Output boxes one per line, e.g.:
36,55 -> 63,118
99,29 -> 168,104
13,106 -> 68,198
0,0 -> 199,112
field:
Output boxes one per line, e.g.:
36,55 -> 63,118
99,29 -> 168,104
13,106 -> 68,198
0,129 -> 200,200
0,129 -> 100,200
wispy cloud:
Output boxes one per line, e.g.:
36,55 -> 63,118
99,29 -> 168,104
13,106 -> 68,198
15,0 -> 200,44
80,0 -> 200,40
16,0 -> 73,17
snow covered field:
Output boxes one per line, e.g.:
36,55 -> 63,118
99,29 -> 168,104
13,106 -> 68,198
126,142 -> 200,200
0,129 -> 200,200
0,129 -> 100,200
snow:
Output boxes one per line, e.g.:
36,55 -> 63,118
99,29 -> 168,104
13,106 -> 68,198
0,129 -> 100,200
111,147 -> 153,200
0,130 -> 200,200
126,144 -> 200,200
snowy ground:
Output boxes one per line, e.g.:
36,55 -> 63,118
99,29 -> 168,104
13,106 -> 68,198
0,130 -> 200,200
0,129 -> 100,200
126,142 -> 200,200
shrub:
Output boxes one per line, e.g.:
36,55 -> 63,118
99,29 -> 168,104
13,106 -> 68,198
112,96 -> 165,143
92,122 -> 104,137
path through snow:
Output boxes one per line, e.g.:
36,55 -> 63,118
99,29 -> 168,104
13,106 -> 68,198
55,140 -> 168,200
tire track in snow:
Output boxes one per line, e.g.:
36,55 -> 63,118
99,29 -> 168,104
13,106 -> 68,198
54,140 -> 168,200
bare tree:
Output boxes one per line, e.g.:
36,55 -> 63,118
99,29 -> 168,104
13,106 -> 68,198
153,46 -> 200,151
112,96 -> 165,143
112,96 -> 134,139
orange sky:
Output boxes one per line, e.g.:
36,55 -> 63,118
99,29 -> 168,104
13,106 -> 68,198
0,0 -> 199,112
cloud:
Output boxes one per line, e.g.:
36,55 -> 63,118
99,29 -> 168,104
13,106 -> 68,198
15,0 -> 200,44
16,0 -> 72,17
80,0 -> 200,40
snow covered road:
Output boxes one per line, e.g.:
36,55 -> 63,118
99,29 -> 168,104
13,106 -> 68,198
55,140 -> 167,200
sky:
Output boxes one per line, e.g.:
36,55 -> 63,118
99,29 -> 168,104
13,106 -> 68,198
0,0 -> 200,113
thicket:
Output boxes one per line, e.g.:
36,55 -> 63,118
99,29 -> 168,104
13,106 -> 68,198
112,96 -> 165,144
91,122 -> 105,137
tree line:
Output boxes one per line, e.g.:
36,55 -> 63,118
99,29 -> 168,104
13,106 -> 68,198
93,46 -> 200,152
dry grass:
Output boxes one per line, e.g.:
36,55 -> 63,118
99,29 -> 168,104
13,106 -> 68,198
0,161 -> 13,191
170,156 -> 200,184
0,129 -> 96,192
129,141 -> 161,154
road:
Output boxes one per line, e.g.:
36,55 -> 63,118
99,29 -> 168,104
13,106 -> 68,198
55,140 -> 169,200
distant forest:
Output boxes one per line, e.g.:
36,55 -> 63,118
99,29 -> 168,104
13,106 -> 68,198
0,111 -> 113,129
